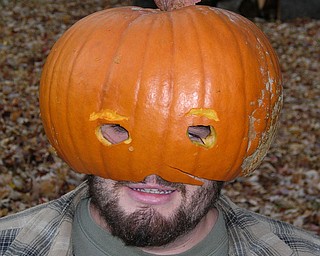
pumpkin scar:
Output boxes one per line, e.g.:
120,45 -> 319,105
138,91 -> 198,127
168,165 -> 199,179
168,166 -> 204,185
242,93 -> 283,176
247,112 -> 258,152
168,165 -> 186,173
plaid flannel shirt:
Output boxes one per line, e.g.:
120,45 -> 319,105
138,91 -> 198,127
0,181 -> 319,256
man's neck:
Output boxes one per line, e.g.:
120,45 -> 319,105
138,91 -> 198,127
90,204 -> 218,255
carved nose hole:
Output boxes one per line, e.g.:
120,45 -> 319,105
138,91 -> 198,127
187,125 -> 217,149
96,124 -> 131,146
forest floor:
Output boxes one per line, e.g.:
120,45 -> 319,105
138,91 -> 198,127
1,0 -> 319,235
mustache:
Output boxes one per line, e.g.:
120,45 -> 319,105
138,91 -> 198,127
116,175 -> 186,191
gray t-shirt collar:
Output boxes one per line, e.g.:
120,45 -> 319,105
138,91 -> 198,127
72,197 -> 228,256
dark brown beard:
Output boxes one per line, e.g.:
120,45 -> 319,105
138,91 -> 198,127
88,175 -> 224,247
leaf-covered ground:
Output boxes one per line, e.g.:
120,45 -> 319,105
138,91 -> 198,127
1,0 -> 319,235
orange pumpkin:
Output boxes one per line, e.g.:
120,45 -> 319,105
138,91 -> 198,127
40,4 -> 282,185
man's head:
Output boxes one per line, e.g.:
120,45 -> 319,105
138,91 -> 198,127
88,175 -> 224,247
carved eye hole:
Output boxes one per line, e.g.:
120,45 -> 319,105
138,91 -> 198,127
187,125 -> 217,149
96,124 -> 131,146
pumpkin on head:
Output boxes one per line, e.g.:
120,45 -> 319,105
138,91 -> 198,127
39,2 -> 282,185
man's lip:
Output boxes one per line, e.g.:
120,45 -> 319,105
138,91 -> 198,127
127,184 -> 177,191
125,184 -> 177,205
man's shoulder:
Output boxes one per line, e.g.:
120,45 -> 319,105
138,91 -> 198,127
0,181 -> 89,256
0,181 -> 88,229
218,195 -> 320,256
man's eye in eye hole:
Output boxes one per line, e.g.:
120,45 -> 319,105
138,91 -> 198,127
187,126 -> 211,144
100,124 -> 129,144
187,125 -> 216,148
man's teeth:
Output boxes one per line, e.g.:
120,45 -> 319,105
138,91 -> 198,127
131,188 -> 174,195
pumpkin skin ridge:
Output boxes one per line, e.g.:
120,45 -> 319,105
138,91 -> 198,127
65,25 -> 103,173
231,12 -> 266,177
64,15 -> 126,174
128,14 -> 163,177
210,9 -> 250,177
96,9 -> 173,181
169,6 -> 276,182
241,18 -> 270,157
96,12 -> 152,176
156,11 -> 175,178
42,11 -> 103,172
94,9 -> 156,177
147,12 -> 185,179
43,9 -> 141,176
110,11 -> 148,181
210,9 -> 242,180
40,22 -> 84,167
65,30 -> 88,170
233,11 -> 282,176
183,8 -> 216,177
124,9 -> 201,183
138,7 -> 210,182
166,8 -> 197,181
97,11 -> 152,111
163,8 -> 206,182
198,7 -> 248,180
212,8 -> 281,178
181,8 -> 206,175
209,7 -> 281,179
123,10 -> 167,180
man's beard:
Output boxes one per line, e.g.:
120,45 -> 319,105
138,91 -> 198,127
88,175 -> 224,247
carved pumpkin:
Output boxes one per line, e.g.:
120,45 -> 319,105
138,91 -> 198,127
40,5 -> 282,185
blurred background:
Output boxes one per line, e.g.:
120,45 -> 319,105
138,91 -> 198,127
0,0 -> 319,235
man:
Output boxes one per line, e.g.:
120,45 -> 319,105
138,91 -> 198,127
1,173 -> 320,255
1,3 -> 320,256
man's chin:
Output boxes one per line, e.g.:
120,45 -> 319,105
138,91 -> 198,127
108,208 -> 189,247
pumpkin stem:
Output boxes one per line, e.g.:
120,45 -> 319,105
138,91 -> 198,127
154,0 -> 201,11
